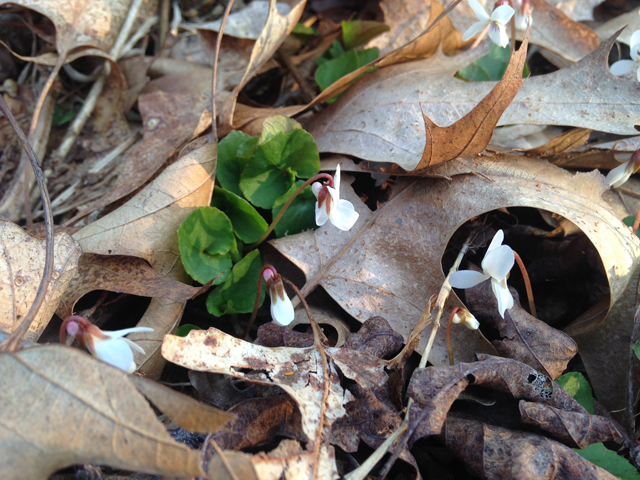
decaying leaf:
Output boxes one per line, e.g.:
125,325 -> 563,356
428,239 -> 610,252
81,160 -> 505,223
72,141 -> 217,378
0,220 -> 81,341
310,32 -> 637,170
442,416 -> 619,479
55,253 -> 207,319
463,265 -> 577,379
0,345 -> 232,479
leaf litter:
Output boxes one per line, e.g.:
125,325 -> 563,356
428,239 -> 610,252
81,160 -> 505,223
3,0 -> 640,478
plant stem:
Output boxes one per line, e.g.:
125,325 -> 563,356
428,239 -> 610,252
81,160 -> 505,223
241,264 -> 272,339
246,173 -> 333,249
633,203 -> 640,236
513,250 -> 537,317
419,234 -> 474,369
446,307 -> 463,366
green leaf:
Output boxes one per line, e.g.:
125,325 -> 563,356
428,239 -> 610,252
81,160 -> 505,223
176,324 -> 201,337
260,116 -> 302,144
178,207 -> 235,284
207,249 -> 265,316
211,187 -> 267,243
456,43 -> 530,82
218,130 -> 254,197
315,47 -> 379,104
52,104 -> 76,126
342,20 -> 390,50
230,238 -> 244,263
237,136 -> 259,160
239,152 -> 296,209
556,372 -> 594,414
292,22 -> 318,43
575,444 -> 640,480
272,180 -> 317,237
254,130 -> 320,178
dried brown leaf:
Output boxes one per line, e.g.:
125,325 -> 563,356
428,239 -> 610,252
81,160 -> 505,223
519,401 -> 626,449
0,220 -> 81,341
310,32 -> 636,170
442,416 -> 619,479
0,345 -> 206,479
55,253 -> 206,319
524,128 -> 593,158
463,266 -> 577,379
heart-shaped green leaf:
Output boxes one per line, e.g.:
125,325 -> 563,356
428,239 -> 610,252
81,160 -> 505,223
218,130 -> 254,197
254,130 -> 320,179
259,116 -> 302,144
211,187 -> 268,244
206,249 -> 265,316
178,207 -> 235,284
272,180 -> 317,237
239,154 -> 296,209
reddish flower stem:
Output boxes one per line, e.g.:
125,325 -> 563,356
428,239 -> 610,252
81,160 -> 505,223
446,307 -> 464,366
241,264 -> 275,339
513,250 -> 537,318
633,205 -> 640,236
247,173 -> 333,250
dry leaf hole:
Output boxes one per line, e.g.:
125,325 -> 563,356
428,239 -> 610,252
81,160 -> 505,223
442,209 -> 608,331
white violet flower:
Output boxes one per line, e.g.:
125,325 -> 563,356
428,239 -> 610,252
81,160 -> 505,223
606,149 -> 640,188
462,0 -> 515,48
312,164 -> 359,231
449,230 -> 515,318
452,309 -> 480,330
264,267 -> 295,326
61,316 -> 153,373
610,30 -> 640,82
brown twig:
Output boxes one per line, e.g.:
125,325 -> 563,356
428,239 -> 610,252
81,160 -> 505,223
0,94 -> 54,351
210,0 -> 235,144
283,277 -> 329,479
277,51 -> 316,104
513,250 -> 536,317
633,205 -> 640,236
241,264 -> 271,339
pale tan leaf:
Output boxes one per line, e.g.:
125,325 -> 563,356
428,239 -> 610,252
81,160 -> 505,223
0,221 -> 81,341
0,0 -> 157,59
73,141 -> 217,378
0,345 -> 205,479
595,6 -> 640,46
129,375 -> 235,434
310,32 -> 637,170
546,0 -> 604,22
198,1 -> 292,40
220,0 -> 305,130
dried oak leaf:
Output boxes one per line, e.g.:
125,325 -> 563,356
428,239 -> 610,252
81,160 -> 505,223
407,354 -> 592,443
463,264 -> 577,380
442,416 -> 619,480
0,220 -> 81,341
519,401 -> 626,449
56,253 -> 207,319
310,31 -> 637,170
205,394 -> 307,451
73,141 -> 217,378
256,322 -> 314,348
344,316 -> 404,359
0,344 -> 232,479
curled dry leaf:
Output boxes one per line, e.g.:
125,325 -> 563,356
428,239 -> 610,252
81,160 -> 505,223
0,0 -> 157,63
0,345 -> 231,479
463,266 -> 577,380
55,253 -> 207,319
442,416 -> 619,480
73,141 -> 217,378
519,401 -> 626,449
0,220 -> 81,341
219,0 -> 306,131
595,6 -> 640,46
310,32 -> 637,170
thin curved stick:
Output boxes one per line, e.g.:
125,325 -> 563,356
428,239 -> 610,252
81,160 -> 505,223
0,94 -> 53,351
513,250 -> 536,318
211,0 -> 235,143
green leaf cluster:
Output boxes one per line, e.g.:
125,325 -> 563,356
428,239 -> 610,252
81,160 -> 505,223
178,116 -> 321,318
556,372 -> 640,479
456,43 -> 530,82
314,20 -> 388,104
